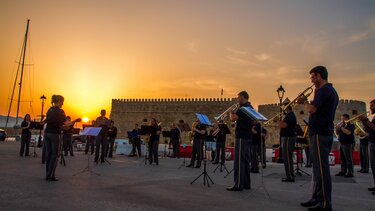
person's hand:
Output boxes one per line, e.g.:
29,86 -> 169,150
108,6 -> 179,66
296,95 -> 308,104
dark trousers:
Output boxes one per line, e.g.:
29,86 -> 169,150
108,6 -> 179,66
131,138 -> 142,156
95,135 -> 107,162
310,135 -> 333,209
149,139 -> 159,164
282,136 -> 296,179
42,141 -> 46,164
370,143 -> 375,184
215,141 -> 226,164
190,138 -> 203,167
106,137 -> 115,157
20,133 -> 31,156
171,139 -> 180,158
339,143 -> 354,174
44,133 -> 61,178
85,136 -> 95,154
63,133 -> 73,156
233,138 -> 251,189
250,145 -> 260,172
359,143 -> 369,171
305,145 -> 312,166
261,140 -> 266,167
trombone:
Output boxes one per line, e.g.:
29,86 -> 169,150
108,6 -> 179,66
264,85 -> 314,126
344,111 -> 371,139
214,103 -> 239,121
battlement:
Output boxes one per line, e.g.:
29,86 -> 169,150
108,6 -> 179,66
112,98 -> 236,103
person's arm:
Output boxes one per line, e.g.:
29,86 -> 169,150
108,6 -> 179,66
21,122 -> 30,129
340,124 -> 352,135
229,112 -> 239,122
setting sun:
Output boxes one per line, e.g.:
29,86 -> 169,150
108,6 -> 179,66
82,117 -> 89,123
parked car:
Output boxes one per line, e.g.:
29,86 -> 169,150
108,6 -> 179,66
0,129 -> 7,141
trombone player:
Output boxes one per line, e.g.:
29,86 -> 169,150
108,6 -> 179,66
335,114 -> 355,178
300,66 -> 339,211
359,99 -> 375,195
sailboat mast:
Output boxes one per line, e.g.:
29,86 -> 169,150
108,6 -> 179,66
15,19 -> 30,126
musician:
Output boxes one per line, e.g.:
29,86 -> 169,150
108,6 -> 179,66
62,116 -> 74,157
187,120 -> 206,168
227,91 -> 253,191
20,114 -> 31,157
300,66 -> 339,211
335,114 -> 355,178
129,124 -> 142,157
251,122 -> 262,173
94,109 -> 110,163
359,99 -> 375,195
279,105 -> 297,182
213,120 -> 227,165
170,123 -> 181,158
106,120 -> 117,158
149,118 -> 161,165
358,135 -> 369,173
44,95 -> 75,181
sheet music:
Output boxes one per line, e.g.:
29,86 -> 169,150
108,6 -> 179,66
240,107 -> 268,121
80,127 -> 102,136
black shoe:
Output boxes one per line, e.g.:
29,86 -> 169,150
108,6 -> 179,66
308,206 -> 332,211
156,163 -> 159,165
368,187 -> 375,191
361,170 -> 369,173
25,154 -> 30,157
70,154 -> 74,157
244,186 -> 251,190
357,169 -> 363,173
186,164 -> 193,167
251,170 -> 260,173
344,173 -> 354,178
212,161 -> 219,164
194,165 -> 200,168
226,186 -> 243,191
372,191 -> 375,195
335,171 -> 345,176
49,177 -> 59,181
300,200 -> 318,207
282,178 -> 295,182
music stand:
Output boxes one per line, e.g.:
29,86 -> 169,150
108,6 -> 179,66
213,123 -> 231,174
179,143 -> 188,168
294,136 -> 310,176
177,121 -> 190,168
190,113 -> 214,187
239,107 -> 271,199
140,125 -> 153,165
73,127 -> 102,176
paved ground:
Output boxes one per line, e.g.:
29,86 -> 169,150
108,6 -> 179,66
1,141 -> 374,211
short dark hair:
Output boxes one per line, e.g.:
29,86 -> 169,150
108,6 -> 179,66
238,91 -> 249,100
371,99 -> 375,104
309,66 -> 328,80
342,114 -> 350,119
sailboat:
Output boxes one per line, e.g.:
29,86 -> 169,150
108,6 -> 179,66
5,19 -> 33,128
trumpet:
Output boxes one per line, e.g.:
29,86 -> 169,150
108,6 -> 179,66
264,85 -> 314,125
214,103 -> 239,121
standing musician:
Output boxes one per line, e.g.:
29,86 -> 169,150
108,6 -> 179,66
187,120 -> 207,168
359,99 -> 375,195
62,116 -> 74,157
251,121 -> 262,173
300,66 -> 339,211
43,95 -> 76,181
94,109 -> 110,164
106,120 -> 117,158
149,118 -> 161,165
129,124 -> 142,157
20,114 -> 31,157
279,105 -> 297,182
261,126 -> 267,168
335,114 -> 355,178
170,123 -> 181,158
227,91 -> 253,191
212,120 -> 227,165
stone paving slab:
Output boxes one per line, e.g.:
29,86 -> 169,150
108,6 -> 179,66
0,141 -> 374,211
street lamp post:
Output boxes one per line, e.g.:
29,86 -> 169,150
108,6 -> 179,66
277,85 -> 285,163
37,94 -> 47,147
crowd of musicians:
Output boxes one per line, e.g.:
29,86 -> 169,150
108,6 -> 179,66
16,65 -> 375,211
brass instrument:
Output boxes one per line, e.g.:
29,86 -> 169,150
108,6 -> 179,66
344,111 -> 371,139
214,103 -> 239,121
212,124 -> 220,136
264,85 -> 314,125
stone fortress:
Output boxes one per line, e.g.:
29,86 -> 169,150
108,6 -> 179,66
110,98 -> 367,147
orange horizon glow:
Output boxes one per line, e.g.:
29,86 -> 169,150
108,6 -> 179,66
1,1 -> 374,121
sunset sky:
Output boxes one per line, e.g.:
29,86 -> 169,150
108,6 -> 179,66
0,0 -> 374,121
